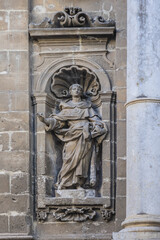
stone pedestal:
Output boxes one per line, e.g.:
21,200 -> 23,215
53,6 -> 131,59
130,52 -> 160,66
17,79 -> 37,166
55,189 -> 96,198
113,0 -> 160,239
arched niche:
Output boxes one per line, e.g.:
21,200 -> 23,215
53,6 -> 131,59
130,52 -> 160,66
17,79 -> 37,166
34,57 -> 111,94
32,58 -> 116,211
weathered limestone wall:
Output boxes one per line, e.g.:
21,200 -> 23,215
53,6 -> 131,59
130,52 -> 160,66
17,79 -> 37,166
30,0 -> 127,238
113,1 -> 160,239
0,0 -> 127,239
114,0 -> 127,232
0,0 -> 32,236
30,0 -> 115,22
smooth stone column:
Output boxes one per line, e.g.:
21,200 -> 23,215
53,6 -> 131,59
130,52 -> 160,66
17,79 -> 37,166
113,1 -> 160,239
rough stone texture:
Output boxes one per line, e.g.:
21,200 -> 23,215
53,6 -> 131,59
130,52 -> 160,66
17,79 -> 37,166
0,152 -> 29,172
30,0 -> 126,239
10,215 -> 29,233
0,133 -> 9,151
127,0 -> 160,217
114,0 -> 127,233
11,173 -> 28,194
11,132 -> 29,151
0,0 -> 28,10
0,11 -> 9,30
0,194 -> 29,213
0,0 -> 127,239
0,112 -> 29,131
0,215 -> 8,233
0,173 -> 10,193
9,11 -> 28,30
31,0 -> 116,23
113,231 -> 160,240
0,0 -> 31,237
56,189 -> 96,198
9,51 -> 28,73
113,0 -> 160,239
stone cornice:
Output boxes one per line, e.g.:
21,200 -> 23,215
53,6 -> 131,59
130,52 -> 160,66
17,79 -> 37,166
29,27 -> 115,37
125,98 -> 160,107
29,7 -> 115,29
29,7 -> 115,38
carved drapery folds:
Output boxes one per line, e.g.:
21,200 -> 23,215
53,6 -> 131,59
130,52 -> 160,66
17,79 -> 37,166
30,6 -> 116,227
29,7 -> 115,29
37,69 -> 108,191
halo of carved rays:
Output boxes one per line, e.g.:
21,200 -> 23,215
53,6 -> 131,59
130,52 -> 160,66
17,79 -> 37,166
50,65 -> 101,108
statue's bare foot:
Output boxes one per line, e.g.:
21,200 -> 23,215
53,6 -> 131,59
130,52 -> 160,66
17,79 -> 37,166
57,185 -> 62,190
90,179 -> 96,187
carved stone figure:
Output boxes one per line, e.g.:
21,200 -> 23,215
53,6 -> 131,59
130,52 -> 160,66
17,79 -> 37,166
37,83 -> 107,190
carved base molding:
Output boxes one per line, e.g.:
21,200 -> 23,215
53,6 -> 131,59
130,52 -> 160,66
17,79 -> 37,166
113,215 -> 160,240
37,234 -> 112,240
113,231 -> 160,240
37,206 -> 115,223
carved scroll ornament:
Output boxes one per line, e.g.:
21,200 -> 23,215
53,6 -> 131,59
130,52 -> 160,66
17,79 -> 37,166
29,7 -> 115,28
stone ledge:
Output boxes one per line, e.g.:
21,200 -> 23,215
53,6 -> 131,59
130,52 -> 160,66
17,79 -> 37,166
55,189 -> 96,198
44,196 -> 110,207
29,27 -> 115,37
37,234 -> 111,240
113,231 -> 160,240
0,236 -> 34,240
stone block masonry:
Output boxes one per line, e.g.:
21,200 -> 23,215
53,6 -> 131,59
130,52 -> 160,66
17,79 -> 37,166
0,0 -> 128,239
0,0 -> 32,237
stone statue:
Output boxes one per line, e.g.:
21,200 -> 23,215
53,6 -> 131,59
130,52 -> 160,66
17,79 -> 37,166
37,84 -> 107,190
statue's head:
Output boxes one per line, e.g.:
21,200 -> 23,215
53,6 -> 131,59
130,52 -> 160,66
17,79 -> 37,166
69,84 -> 83,97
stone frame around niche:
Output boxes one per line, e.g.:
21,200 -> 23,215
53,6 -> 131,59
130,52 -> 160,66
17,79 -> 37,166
29,14 -> 116,221
32,59 -> 116,217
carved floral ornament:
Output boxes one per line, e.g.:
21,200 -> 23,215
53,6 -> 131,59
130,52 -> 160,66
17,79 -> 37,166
101,209 -> 115,222
29,7 -> 115,28
53,207 -> 96,222
37,207 -> 114,222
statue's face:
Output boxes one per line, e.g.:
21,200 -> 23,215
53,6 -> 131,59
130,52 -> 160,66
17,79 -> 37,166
70,84 -> 82,97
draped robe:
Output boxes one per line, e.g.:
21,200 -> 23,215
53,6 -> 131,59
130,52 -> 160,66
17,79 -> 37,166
45,99 -> 107,189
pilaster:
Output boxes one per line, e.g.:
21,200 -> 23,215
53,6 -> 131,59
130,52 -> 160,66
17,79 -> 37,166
113,0 -> 160,239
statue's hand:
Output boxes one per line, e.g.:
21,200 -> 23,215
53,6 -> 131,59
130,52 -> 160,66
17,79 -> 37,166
37,113 -> 45,123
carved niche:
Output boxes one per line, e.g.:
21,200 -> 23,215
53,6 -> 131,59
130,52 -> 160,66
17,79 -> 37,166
37,66 -> 108,195
30,7 -> 116,224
